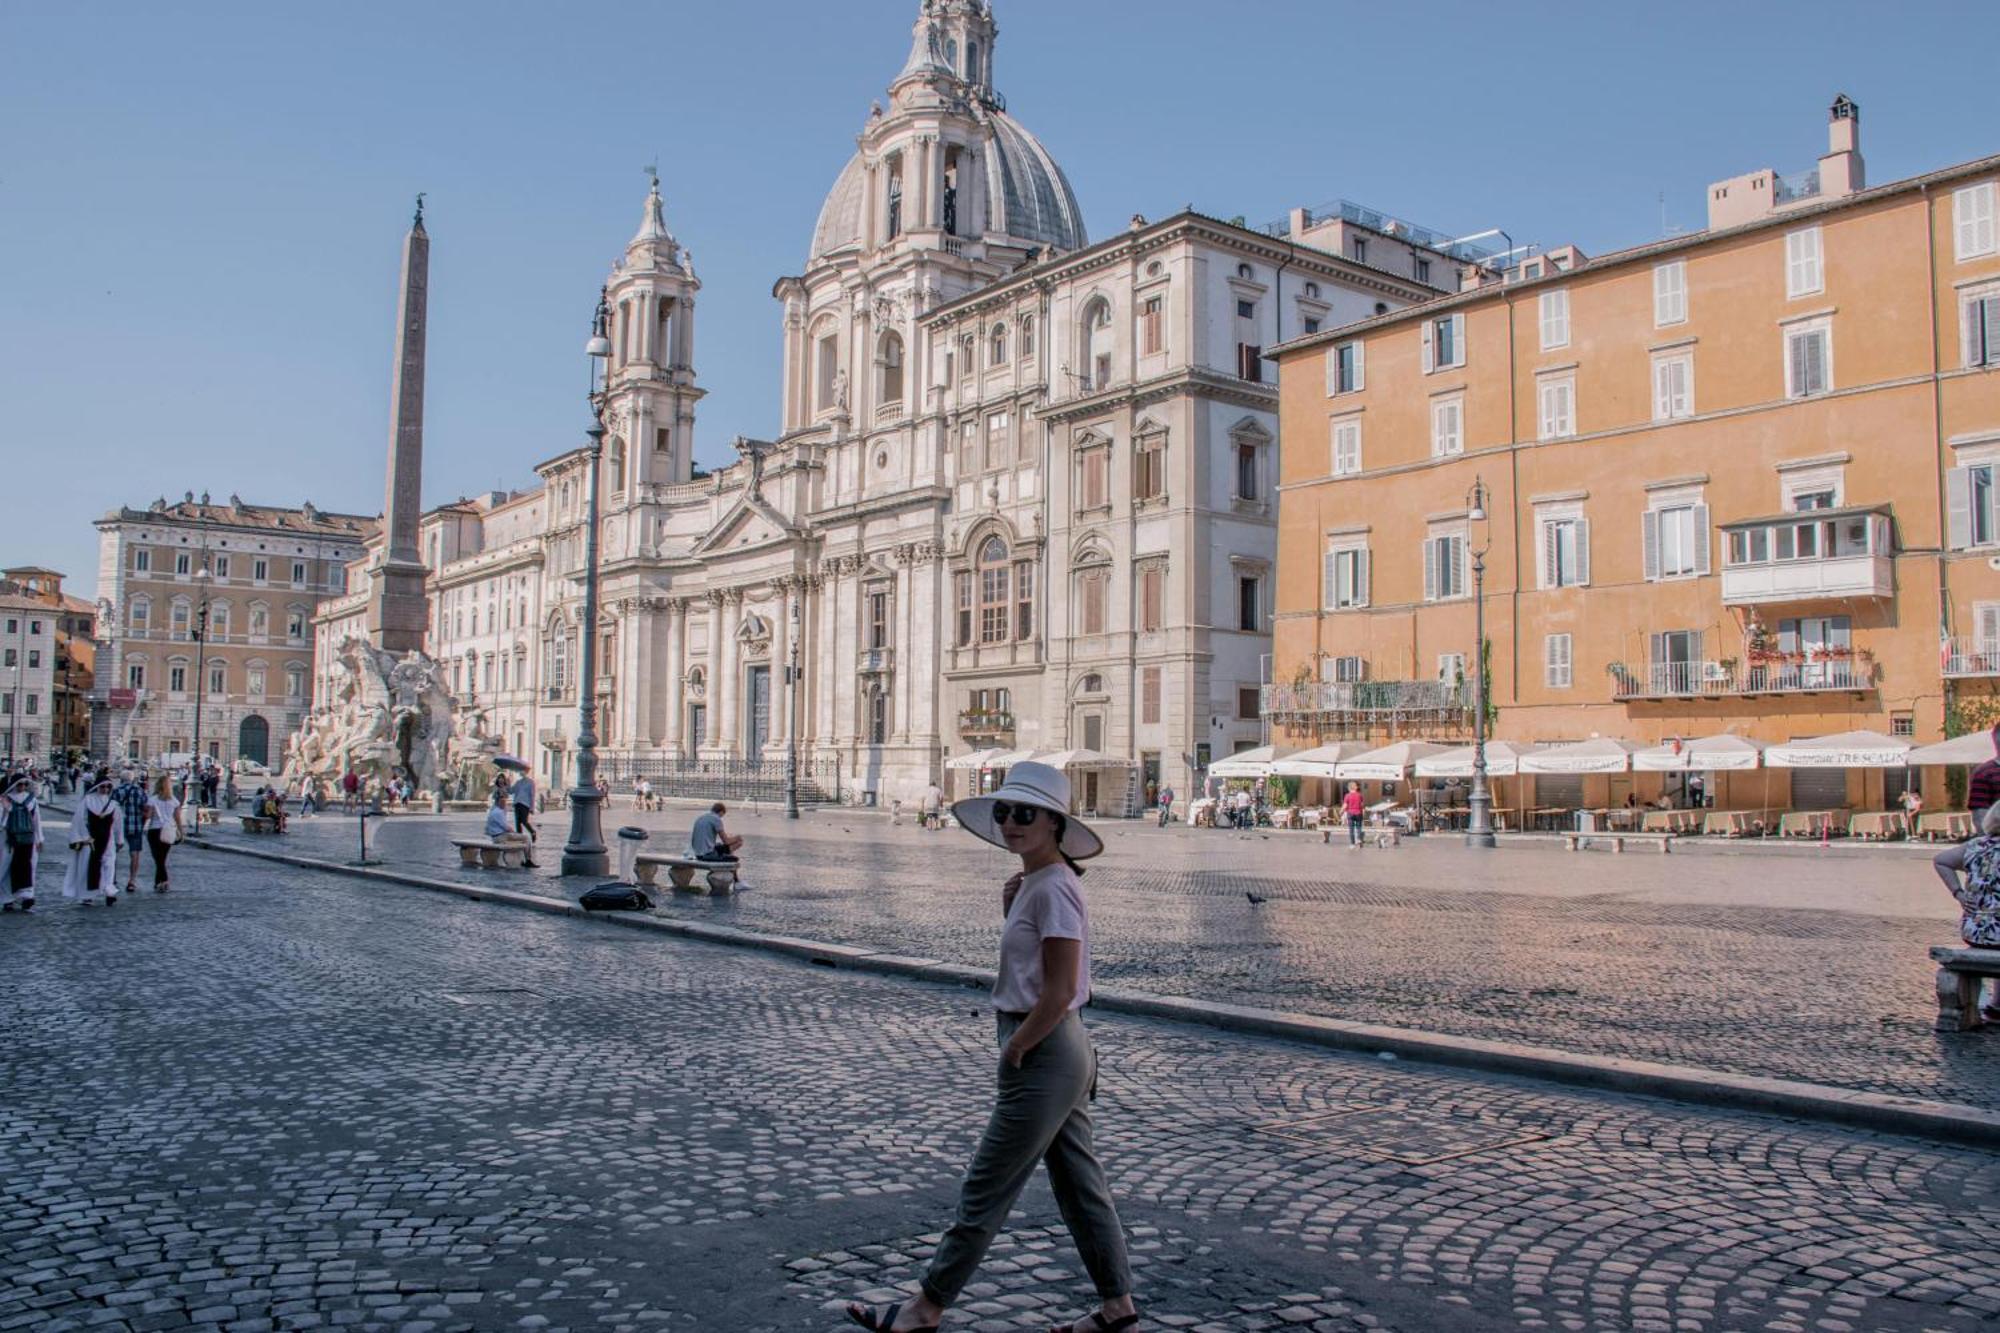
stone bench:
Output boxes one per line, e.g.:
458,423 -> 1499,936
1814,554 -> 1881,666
634,854 -> 739,896
1561,831 -> 1673,854
240,816 -> 279,835
1930,946 -> 2000,1031
452,838 -> 528,870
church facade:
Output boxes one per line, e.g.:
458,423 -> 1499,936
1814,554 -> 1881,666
326,0 -> 1445,811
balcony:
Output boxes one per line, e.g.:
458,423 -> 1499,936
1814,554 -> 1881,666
858,647 -> 893,674
1261,679 -> 1473,740
1720,508 -> 1893,606
1944,638 -> 2000,678
958,709 -> 1015,743
1610,651 -> 1878,700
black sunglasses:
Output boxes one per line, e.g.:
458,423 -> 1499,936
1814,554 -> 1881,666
990,801 -> 1045,827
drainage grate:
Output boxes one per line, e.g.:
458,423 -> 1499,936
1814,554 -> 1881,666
1254,1102 -> 1551,1166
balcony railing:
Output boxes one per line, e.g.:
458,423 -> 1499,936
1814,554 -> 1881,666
1774,168 -> 1821,204
958,709 -> 1015,741
858,647 -> 893,674
1944,638 -> 2000,678
1261,678 -> 1474,740
1720,509 -> 1893,605
1610,652 -> 1878,700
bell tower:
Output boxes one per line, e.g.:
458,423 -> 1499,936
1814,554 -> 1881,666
602,175 -> 703,497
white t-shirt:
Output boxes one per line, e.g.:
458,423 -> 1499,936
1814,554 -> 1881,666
992,863 -> 1090,1013
145,796 -> 180,831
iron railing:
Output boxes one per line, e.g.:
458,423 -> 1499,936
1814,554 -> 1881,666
593,753 -> 844,807
1944,638 -> 2000,678
1261,679 -> 1474,741
1610,654 -> 1878,700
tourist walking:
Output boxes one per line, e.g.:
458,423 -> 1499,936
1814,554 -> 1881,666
341,768 -> 360,813
846,761 -> 1137,1333
62,776 -> 127,907
1342,781 -> 1367,848
111,768 -> 149,894
1,775 -> 43,912
144,775 -> 184,894
510,771 -> 539,868
1156,783 -> 1175,828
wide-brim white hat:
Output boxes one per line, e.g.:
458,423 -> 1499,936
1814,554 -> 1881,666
952,760 -> 1104,862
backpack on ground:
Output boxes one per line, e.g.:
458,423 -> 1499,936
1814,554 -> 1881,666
579,883 -> 653,913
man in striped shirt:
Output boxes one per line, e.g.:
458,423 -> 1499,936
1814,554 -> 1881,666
1936,726 -> 2000,896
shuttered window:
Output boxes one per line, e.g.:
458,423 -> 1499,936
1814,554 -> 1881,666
1653,261 -> 1687,326
1785,322 -> 1831,398
1327,340 -> 1365,394
1322,545 -> 1368,610
1538,376 -> 1576,440
1431,396 -> 1464,456
1545,634 -> 1573,689
1653,352 -> 1694,420
1946,463 -> 2000,549
1138,565 -> 1165,633
1956,182 -> 1998,262
1141,667 -> 1161,724
1077,571 -> 1107,636
1420,313 -> 1465,372
1962,286 -> 2000,368
1422,533 -> 1466,601
1331,419 -> 1362,476
1539,515 -> 1590,588
1538,289 -> 1570,350
1643,503 -> 1710,580
1786,227 -> 1823,298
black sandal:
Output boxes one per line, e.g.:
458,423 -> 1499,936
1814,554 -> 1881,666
847,1301 -> 937,1333
1052,1313 -> 1140,1333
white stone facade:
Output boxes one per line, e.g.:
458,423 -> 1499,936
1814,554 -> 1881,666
317,0 -> 1440,811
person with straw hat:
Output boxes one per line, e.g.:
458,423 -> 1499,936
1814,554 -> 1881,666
847,761 -> 1138,1333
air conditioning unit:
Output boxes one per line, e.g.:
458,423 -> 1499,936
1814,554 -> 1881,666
1702,662 -> 1729,682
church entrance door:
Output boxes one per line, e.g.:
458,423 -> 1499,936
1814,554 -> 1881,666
745,666 -> 771,759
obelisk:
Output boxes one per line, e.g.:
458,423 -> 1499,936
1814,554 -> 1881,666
368,197 -> 431,654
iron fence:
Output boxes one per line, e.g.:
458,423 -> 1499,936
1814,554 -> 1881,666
594,752 -> 844,807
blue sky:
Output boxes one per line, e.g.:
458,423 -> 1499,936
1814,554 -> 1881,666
5,1 -> 1997,599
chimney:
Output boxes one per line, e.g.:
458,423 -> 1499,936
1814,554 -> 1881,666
1819,94 -> 1864,199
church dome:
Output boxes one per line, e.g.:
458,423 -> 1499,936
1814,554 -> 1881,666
807,108 -> 1086,265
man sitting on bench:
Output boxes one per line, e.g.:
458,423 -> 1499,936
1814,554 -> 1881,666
690,801 -> 747,889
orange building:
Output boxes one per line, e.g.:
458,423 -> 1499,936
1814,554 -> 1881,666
1266,100 -> 2000,813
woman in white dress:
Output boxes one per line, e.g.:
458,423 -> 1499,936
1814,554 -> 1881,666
63,775 -> 128,907
0,775 -> 43,912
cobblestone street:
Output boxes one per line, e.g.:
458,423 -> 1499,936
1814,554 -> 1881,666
187,803 -> 2000,1112
4,845 -> 1998,1331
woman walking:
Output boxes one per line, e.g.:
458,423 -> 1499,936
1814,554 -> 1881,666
847,762 -> 1138,1333
0,774 -> 43,912
144,775 -> 185,894
62,776 -> 128,907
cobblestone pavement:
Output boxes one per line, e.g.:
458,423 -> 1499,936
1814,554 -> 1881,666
183,804 -> 2000,1113
3,847 -> 1999,1332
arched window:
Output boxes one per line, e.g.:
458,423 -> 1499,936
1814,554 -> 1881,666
607,437 -> 626,496
813,320 -> 842,413
978,536 -> 1010,645
990,323 -> 1008,366
1236,262 -> 1255,280
966,39 -> 980,80
1081,298 -> 1113,391
878,332 -> 905,404
1020,315 -> 1035,358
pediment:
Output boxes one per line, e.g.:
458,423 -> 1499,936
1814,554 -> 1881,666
693,494 -> 799,555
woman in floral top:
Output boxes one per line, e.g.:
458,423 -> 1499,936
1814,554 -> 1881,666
1952,804 -> 2000,1019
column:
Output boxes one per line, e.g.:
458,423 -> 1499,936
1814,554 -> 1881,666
817,566 -> 839,745
703,593 -> 724,751
628,599 -> 655,747
893,549 -> 913,744
717,591 -> 741,755
771,580 -> 791,746
662,599 -> 685,755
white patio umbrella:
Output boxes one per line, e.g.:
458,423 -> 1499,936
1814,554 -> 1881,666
1520,738 -> 1637,774
944,748 -> 1007,770
1035,748 -> 1132,769
1206,745 -> 1294,779
1764,730 -> 1910,768
1334,741 -> 1450,781
1414,741 -> 1543,778
1631,734 -> 1765,772
980,748 -> 1044,769
1270,742 -> 1373,778
1903,733 -> 1999,766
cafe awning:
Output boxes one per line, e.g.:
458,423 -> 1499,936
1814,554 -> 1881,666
944,748 -> 1007,770
1208,745 -> 1293,779
1520,738 -> 1637,774
1036,748 -> 1133,770
1904,733 -> 1999,766
1631,734 -> 1765,772
1414,740 -> 1543,778
1334,741 -> 1450,781
1271,742 -> 1373,778
1764,729 -> 1911,768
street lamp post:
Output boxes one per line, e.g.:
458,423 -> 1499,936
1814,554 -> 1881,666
562,288 -> 613,877
784,597 -> 801,819
190,574 -> 211,798
1465,475 -> 1496,848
